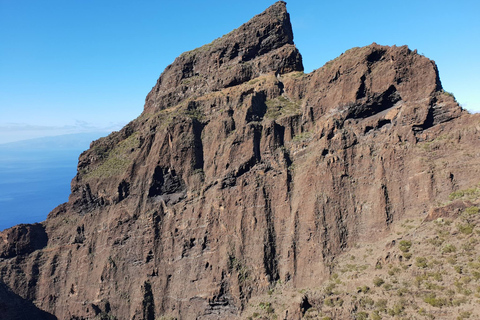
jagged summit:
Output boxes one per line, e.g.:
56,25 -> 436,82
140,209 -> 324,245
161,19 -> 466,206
143,1 -> 303,113
1,2 -> 480,320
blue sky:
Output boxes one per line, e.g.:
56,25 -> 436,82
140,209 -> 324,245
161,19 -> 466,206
1,0 -> 479,144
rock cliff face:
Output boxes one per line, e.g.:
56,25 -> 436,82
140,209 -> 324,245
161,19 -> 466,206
1,2 -> 480,319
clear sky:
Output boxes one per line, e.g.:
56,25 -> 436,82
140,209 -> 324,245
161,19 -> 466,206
1,0 -> 479,144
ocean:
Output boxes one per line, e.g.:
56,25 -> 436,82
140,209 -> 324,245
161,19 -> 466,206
0,133 -> 107,231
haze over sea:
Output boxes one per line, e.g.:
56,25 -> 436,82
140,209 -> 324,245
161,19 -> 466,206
0,133 -> 107,231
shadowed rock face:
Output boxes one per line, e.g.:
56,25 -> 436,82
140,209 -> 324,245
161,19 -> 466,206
1,2 -> 480,320
0,224 -> 48,259
0,281 -> 57,320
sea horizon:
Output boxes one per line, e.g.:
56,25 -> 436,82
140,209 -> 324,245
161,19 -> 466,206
0,132 -> 108,231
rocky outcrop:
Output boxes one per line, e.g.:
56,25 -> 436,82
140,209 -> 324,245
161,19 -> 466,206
1,2 -> 480,320
143,1 -> 303,114
0,223 -> 48,259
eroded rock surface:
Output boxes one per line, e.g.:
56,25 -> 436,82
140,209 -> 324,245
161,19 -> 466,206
0,223 -> 48,259
143,1 -> 303,114
1,2 -> 480,319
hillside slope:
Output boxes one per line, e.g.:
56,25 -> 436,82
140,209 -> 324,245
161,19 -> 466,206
1,2 -> 480,319
242,185 -> 480,319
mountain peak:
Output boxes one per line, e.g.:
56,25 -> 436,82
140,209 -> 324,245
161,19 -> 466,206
143,1 -> 303,113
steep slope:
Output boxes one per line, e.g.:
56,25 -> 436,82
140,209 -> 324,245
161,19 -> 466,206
1,2 -> 480,320
242,185 -> 480,319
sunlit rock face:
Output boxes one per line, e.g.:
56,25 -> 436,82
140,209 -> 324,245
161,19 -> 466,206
1,2 -> 479,319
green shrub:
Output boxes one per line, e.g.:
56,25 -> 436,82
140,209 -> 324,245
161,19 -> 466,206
472,271 -> 480,280
398,240 -> 412,252
415,274 -> 427,287
265,305 -> 274,314
256,302 -> 275,315
397,287 -> 410,296
449,186 -> 480,201
447,256 -> 457,264
259,302 -> 271,311
458,223 -> 474,235
443,90 -> 455,98
390,266 -> 401,275
371,310 -> 382,320
324,283 -> 336,296
415,257 -> 428,268
465,206 -> 479,215
324,298 -> 335,307
431,272 -> 443,281
452,296 -> 467,306
423,293 -> 447,307
462,241 -> 475,252
403,252 -> 412,260
458,276 -> 472,285
357,285 -> 370,294
337,298 -> 344,307
373,277 -> 385,287
449,190 -> 465,200
265,96 -> 301,120
375,299 -> 388,309
383,283 -> 393,291
359,296 -> 375,308
446,289 -> 456,296
387,303 -> 404,316
442,244 -> 457,253
459,311 -> 472,319
428,237 -> 445,246
424,281 -> 444,290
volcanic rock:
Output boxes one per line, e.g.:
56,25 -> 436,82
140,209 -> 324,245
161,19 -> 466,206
1,1 -> 480,319
143,1 -> 303,114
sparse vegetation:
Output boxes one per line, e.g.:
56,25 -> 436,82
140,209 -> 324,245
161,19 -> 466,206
265,96 -> 301,119
357,285 -> 370,294
240,186 -> 480,319
228,252 -> 250,284
442,89 -> 456,99
443,243 -> 457,253
84,133 -> 140,179
423,293 -> 448,307
449,185 -> 480,201
292,131 -> 312,143
290,71 -> 305,78
465,206 -> 479,215
373,277 -> 385,287
398,240 -> 412,252
356,311 -> 369,320
458,222 -> 474,235
415,257 -> 428,268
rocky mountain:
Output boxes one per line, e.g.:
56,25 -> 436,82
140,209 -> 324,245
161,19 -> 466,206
1,2 -> 480,319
